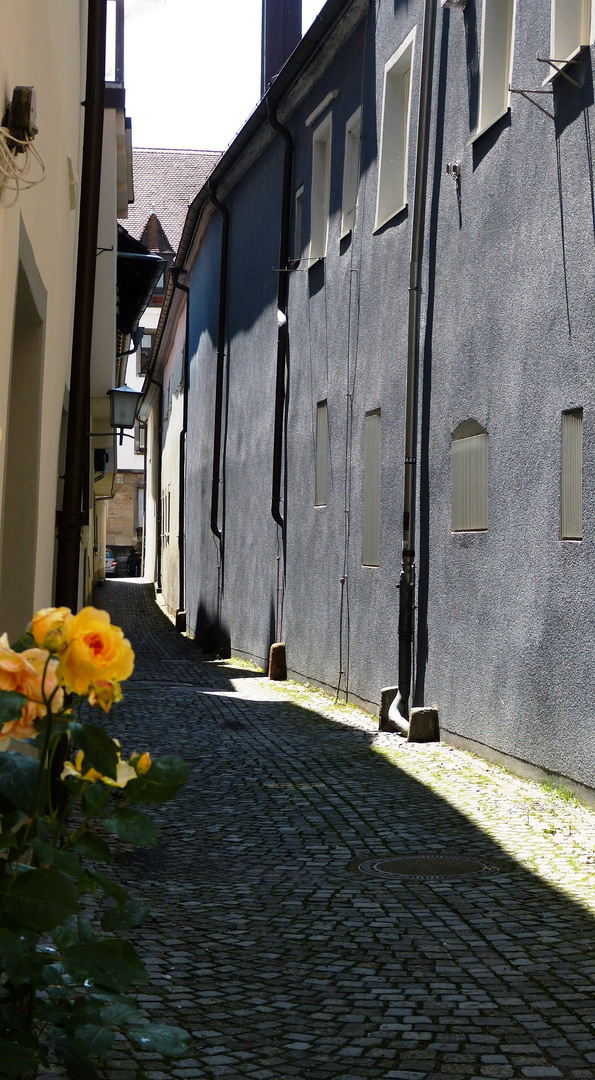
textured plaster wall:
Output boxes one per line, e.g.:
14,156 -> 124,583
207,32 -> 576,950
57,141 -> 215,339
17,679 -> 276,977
180,0 -> 595,788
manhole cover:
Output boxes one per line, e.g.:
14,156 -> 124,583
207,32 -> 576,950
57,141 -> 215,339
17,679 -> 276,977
358,855 -> 498,880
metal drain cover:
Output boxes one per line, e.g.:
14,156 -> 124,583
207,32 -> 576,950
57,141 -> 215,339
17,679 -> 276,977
358,855 -> 497,880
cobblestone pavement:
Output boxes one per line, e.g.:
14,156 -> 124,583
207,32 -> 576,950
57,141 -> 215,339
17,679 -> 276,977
91,580 -> 595,1080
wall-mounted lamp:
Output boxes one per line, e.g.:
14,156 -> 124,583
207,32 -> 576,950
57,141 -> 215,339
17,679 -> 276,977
107,384 -> 143,443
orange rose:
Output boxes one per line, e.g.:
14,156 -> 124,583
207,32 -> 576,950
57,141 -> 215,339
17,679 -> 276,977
30,607 -> 72,653
0,639 -> 63,748
57,607 -> 134,699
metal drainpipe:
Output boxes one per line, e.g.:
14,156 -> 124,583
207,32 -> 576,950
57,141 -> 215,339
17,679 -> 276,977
170,270 -> 189,632
55,0 -> 107,610
208,181 -> 230,545
393,0 -> 438,728
267,94 -> 293,532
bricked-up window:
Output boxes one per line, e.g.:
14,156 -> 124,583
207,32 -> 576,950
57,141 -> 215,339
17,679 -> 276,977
561,408 -> 583,540
315,400 -> 328,506
451,420 -> 488,532
551,0 -> 591,65
477,0 -> 514,135
375,28 -> 415,231
362,410 -> 381,566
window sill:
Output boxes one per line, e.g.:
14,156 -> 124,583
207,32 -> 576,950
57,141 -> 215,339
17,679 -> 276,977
373,202 -> 407,233
468,106 -> 510,146
542,43 -> 588,86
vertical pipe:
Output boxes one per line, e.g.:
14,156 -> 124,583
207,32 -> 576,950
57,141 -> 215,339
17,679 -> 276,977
208,182 -> 230,544
55,0 -> 107,610
267,96 -> 293,532
396,0 -> 437,721
171,270 -> 189,629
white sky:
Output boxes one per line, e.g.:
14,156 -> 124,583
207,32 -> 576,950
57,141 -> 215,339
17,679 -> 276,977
124,0 -> 326,151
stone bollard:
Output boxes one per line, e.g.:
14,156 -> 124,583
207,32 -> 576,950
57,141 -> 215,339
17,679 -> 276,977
268,641 -> 287,680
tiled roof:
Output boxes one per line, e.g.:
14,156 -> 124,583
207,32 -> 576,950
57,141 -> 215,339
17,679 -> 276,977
121,147 -> 221,253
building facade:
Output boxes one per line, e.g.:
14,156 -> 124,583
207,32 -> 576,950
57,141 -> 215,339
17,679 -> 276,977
146,0 -> 595,798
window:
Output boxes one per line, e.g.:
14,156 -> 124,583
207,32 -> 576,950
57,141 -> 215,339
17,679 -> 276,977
341,108 -> 362,238
551,0 -> 591,65
138,331 -> 154,376
315,400 -> 329,506
293,185 -> 304,265
309,115 -> 332,262
362,410 -> 381,566
134,420 -> 146,455
451,420 -> 488,532
561,409 -> 583,540
375,28 -> 415,231
477,0 -> 514,135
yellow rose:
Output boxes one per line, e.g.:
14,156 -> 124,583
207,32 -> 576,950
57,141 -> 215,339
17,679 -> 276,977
132,751 -> 151,775
30,607 -> 72,653
57,607 -> 134,698
87,679 -> 123,714
61,747 -> 137,788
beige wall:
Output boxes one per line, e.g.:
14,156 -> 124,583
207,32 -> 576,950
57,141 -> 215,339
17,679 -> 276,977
160,306 -> 186,618
0,2 -> 86,639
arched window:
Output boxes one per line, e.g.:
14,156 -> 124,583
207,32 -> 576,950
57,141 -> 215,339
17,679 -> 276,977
451,420 -> 488,533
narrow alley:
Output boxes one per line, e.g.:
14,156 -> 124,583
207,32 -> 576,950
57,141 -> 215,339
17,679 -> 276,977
92,581 -> 595,1080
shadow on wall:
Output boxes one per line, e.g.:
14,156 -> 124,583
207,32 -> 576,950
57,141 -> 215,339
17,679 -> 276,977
193,601 -> 231,659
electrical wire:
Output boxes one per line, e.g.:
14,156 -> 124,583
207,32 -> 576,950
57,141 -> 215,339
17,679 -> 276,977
0,129 -> 45,207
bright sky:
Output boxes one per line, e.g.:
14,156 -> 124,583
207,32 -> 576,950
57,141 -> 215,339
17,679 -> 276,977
124,0 -> 326,151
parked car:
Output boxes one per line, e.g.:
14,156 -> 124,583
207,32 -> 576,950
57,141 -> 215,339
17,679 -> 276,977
105,548 -> 118,577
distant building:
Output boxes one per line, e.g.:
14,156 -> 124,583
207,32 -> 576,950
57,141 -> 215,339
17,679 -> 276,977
112,148 -> 220,576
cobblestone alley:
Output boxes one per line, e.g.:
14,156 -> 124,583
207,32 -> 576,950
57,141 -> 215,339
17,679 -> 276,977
93,580 -> 595,1080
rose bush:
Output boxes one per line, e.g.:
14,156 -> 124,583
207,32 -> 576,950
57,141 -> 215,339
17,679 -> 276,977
0,606 -> 189,1079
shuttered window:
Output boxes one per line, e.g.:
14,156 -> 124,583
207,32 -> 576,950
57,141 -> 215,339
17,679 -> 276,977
375,29 -> 415,230
309,115 -> 332,261
341,108 -> 361,237
451,421 -> 488,532
561,408 -> 583,540
552,0 -> 591,63
477,0 -> 514,134
315,400 -> 328,506
362,410 -> 381,566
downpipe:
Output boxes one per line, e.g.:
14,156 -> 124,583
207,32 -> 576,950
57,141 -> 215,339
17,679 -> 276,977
170,269 -> 190,632
389,0 -> 438,738
208,180 -> 230,545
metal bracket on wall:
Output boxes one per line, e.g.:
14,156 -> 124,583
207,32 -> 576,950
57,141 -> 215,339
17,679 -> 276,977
509,84 -> 554,121
536,54 -> 583,90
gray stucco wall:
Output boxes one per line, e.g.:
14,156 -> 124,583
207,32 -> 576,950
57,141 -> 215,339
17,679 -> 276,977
179,0 -> 595,789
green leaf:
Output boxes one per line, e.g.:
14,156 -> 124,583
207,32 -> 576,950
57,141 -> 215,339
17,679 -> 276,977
128,1024 -> 191,1056
0,690 -> 28,724
30,838 -> 85,878
73,831 -> 113,863
0,750 -> 42,815
85,867 -> 128,905
52,913 -> 94,952
81,784 -> 107,816
100,899 -> 149,931
53,1037 -> 101,1080
69,723 -> 119,781
10,632 -> 35,654
73,1023 -> 115,1056
0,1039 -> 38,1076
98,999 -> 144,1026
126,756 -> 188,804
1,868 -> 78,932
64,938 -> 148,991
103,806 -> 157,845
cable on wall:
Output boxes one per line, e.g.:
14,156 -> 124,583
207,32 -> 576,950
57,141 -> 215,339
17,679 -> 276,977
0,129 -> 45,207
